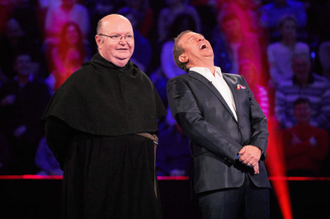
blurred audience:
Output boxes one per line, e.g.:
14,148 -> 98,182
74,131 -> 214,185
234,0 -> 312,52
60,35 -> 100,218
38,0 -> 61,9
44,0 -> 90,45
151,13 -> 195,107
12,0 -> 43,46
84,0 -> 122,53
318,40 -> 330,81
218,0 -> 263,35
157,0 -> 201,43
119,0 -> 154,38
267,15 -> 309,87
239,60 -> 269,118
118,7 -> 152,73
218,12 -> 262,75
282,98 -> 329,176
0,53 -> 51,174
260,0 -> 308,42
35,137 -> 63,175
157,112 -> 191,177
275,52 -> 330,129
45,22 -> 89,92
0,18 -> 38,79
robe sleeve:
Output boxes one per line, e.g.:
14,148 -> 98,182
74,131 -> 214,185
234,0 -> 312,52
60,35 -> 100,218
45,116 -> 75,170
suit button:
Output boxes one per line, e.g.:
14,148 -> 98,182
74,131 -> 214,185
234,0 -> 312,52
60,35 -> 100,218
239,126 -> 243,129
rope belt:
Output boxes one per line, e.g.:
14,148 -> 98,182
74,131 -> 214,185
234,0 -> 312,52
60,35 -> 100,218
135,132 -> 159,198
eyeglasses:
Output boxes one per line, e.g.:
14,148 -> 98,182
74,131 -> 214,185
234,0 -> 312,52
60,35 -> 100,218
98,34 -> 134,42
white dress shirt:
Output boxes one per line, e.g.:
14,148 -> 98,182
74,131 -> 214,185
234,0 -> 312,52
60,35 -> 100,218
190,67 -> 238,121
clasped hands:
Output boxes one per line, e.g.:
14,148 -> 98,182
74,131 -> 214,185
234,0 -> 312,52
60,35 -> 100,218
238,145 -> 262,174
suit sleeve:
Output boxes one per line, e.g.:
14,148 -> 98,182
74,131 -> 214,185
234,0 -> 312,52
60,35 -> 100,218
167,77 -> 242,164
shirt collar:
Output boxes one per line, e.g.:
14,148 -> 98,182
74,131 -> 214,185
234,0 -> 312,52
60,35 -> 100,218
190,66 -> 222,79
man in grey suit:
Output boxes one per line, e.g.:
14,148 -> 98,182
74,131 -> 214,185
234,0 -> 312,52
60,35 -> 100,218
166,30 -> 271,219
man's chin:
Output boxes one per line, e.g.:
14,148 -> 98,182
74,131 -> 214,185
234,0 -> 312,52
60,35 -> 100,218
112,57 -> 130,67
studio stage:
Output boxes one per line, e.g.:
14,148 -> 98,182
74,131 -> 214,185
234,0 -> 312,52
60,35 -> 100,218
0,176 -> 329,219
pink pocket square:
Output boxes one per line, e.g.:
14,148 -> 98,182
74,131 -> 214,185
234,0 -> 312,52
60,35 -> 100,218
237,84 -> 246,90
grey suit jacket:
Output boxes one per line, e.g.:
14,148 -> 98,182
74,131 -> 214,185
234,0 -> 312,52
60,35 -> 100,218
167,71 -> 271,195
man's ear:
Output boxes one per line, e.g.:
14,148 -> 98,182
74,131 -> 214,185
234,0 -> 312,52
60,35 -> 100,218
179,54 -> 188,63
95,35 -> 103,46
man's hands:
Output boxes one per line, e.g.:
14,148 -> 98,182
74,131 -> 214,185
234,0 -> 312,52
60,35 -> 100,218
238,145 -> 262,174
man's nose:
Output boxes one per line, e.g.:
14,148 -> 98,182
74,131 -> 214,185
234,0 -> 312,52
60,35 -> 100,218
118,39 -> 127,45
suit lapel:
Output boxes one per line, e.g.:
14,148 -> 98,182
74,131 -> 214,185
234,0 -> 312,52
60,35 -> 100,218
223,74 -> 240,118
189,71 -> 238,121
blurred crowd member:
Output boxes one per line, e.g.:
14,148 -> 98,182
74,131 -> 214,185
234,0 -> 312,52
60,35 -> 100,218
118,7 -> 152,72
161,14 -> 195,79
35,137 -> 63,175
318,40 -> 330,81
239,60 -> 269,118
157,112 -> 191,176
282,98 -> 329,176
85,0 -> 122,53
210,26 -> 232,74
157,0 -> 201,43
0,0 -> 16,33
12,0 -> 43,45
275,52 -> 330,129
218,0 -> 262,35
218,12 -> 262,75
46,22 -> 89,92
260,0 -> 307,42
0,53 -> 51,174
119,0 -> 153,38
151,14 -> 196,107
44,0 -> 90,45
38,0 -> 61,9
0,18 -> 37,79
267,15 -> 309,87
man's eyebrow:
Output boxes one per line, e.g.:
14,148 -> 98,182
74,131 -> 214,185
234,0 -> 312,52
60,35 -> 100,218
188,34 -> 204,41
187,35 -> 195,41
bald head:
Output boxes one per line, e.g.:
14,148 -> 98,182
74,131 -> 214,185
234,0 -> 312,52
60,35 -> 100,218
95,14 -> 135,67
96,14 -> 132,35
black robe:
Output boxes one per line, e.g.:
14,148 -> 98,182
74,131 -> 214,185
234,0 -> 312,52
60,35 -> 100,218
43,53 -> 167,219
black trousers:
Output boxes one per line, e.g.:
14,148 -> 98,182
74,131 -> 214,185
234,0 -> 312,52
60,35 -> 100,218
198,175 -> 270,219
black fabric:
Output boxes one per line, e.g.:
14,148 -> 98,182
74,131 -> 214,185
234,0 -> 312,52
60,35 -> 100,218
198,175 -> 270,219
45,118 -> 163,219
45,117 -> 74,169
42,52 -> 167,136
43,54 -> 166,218
62,133 -> 163,219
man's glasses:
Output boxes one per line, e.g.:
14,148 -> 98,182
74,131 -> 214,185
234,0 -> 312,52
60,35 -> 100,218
98,34 -> 134,42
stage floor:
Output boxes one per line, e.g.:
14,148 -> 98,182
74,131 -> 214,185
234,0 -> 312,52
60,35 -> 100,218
0,176 -> 329,219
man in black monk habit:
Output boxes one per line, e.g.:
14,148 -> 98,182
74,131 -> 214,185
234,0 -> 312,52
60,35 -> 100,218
42,14 -> 166,219
167,31 -> 270,219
